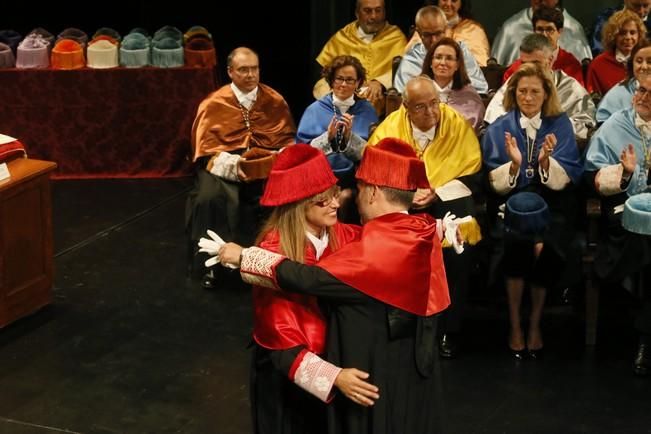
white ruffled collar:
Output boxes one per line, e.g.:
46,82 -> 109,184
306,230 -> 329,260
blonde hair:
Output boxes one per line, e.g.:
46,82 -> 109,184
602,9 -> 646,53
503,62 -> 562,117
256,185 -> 340,263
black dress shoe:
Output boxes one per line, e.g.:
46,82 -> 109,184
633,342 -> 650,377
438,333 -> 459,359
201,270 -> 219,290
527,347 -> 544,360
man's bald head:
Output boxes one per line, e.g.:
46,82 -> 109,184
403,76 -> 441,131
227,47 -> 258,67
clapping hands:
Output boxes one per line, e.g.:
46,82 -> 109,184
620,144 -> 637,176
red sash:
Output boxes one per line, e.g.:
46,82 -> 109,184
252,223 -> 360,352
317,213 -> 450,316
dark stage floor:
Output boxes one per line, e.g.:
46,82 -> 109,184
0,178 -> 649,434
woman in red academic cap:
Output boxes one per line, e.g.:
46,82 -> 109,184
248,144 -> 377,434
219,138 -> 453,434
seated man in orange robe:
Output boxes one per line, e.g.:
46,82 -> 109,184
186,46 -> 296,289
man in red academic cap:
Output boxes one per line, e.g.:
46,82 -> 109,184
219,137 -> 452,434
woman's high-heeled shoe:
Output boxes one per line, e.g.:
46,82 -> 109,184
509,331 -> 526,360
510,347 -> 527,360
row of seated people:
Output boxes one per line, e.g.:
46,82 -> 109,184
184,5 -> 650,427
388,30 -> 595,144
313,0 -> 650,77
185,41 -> 650,375
490,0 -> 651,99
495,0 -> 650,64
0,26 -> 216,69
313,1 -> 651,114
393,4 -> 645,117
390,27 -> 651,149
389,14 -> 651,144
496,5 -> 647,98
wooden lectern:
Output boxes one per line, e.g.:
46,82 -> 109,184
0,158 -> 57,328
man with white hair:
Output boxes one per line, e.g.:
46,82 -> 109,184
368,75 -> 483,358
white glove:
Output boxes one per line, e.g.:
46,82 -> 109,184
204,255 -> 221,268
497,203 -> 506,220
198,229 -> 225,255
442,212 -> 472,254
197,230 -> 238,269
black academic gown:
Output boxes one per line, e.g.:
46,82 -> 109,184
275,262 -> 441,434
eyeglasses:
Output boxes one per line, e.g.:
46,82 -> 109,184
417,29 -> 445,40
635,85 -> 651,98
409,99 -> 440,114
311,186 -> 342,207
232,65 -> 259,75
333,76 -> 358,85
433,54 -> 457,63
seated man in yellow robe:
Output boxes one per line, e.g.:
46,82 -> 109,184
313,0 -> 406,114
367,75 -> 482,358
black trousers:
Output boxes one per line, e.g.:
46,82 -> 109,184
423,195 -> 476,335
185,169 -> 266,271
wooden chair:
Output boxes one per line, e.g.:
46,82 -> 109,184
479,60 -> 506,110
481,59 -> 506,95
385,87 -> 402,116
383,55 -> 405,118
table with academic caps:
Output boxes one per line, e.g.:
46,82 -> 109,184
0,67 -> 218,179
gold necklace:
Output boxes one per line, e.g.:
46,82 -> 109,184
239,104 -> 252,150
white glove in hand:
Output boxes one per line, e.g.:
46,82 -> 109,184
442,212 -> 472,254
204,255 -> 221,268
197,230 -> 238,269
198,230 -> 224,255
497,203 -> 506,220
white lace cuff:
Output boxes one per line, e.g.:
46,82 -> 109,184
595,164 -> 624,196
240,247 -> 285,289
209,151 -> 240,182
309,131 -> 331,153
489,162 -> 517,194
291,351 -> 341,403
540,157 -> 571,190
